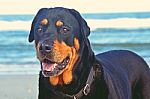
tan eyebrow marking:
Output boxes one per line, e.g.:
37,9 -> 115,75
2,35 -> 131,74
56,20 -> 64,27
40,18 -> 48,26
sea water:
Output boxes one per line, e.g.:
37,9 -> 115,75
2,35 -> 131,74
0,12 -> 150,74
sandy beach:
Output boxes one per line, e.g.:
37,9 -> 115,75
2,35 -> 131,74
0,64 -> 149,99
0,74 -> 39,99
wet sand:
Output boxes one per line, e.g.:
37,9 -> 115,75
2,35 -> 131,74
0,75 -> 39,99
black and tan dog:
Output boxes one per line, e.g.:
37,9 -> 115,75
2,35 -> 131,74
28,7 -> 150,99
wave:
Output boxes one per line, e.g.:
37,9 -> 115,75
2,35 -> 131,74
0,18 -> 150,31
0,20 -> 32,31
92,28 -> 150,36
0,64 -> 40,75
91,43 -> 150,47
87,18 -> 150,31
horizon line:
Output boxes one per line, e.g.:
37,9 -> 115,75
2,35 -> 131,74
0,11 -> 150,15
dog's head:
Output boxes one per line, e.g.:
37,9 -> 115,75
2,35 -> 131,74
29,7 -> 91,85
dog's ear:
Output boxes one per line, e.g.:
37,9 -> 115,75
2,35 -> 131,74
68,9 -> 94,57
68,9 -> 90,37
28,8 -> 48,42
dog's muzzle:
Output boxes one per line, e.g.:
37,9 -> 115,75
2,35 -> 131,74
39,41 -> 53,53
37,40 -> 71,77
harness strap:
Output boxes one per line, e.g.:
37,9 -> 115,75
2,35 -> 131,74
70,62 -> 101,99
48,60 -> 101,99
72,66 -> 95,99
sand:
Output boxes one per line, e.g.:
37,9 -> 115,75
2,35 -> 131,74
0,66 -> 149,99
0,74 -> 39,99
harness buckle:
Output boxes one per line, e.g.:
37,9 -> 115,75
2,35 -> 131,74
83,84 -> 90,96
73,96 -> 77,99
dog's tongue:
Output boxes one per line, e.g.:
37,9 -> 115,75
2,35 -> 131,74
42,63 -> 58,72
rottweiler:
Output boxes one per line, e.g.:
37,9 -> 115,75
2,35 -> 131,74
28,7 -> 150,99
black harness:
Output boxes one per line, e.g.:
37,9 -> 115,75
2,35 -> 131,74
69,62 -> 101,99
51,61 -> 102,99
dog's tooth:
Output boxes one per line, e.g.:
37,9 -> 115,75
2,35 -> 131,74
52,67 -> 54,71
62,65 -> 65,68
54,63 -> 57,68
53,64 -> 56,70
54,65 -> 56,69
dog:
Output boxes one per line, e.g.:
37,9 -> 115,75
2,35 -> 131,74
28,7 -> 150,99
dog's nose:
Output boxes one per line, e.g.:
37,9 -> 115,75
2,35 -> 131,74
39,44 -> 52,53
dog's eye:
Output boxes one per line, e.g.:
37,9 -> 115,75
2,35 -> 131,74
63,28 -> 69,32
37,27 -> 42,33
60,26 -> 70,34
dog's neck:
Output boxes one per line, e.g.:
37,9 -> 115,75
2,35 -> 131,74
51,45 -> 95,95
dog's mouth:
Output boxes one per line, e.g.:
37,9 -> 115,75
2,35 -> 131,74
41,56 -> 70,77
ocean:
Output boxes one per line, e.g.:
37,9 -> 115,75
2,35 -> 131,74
0,12 -> 150,75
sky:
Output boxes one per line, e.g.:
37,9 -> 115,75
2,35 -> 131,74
0,0 -> 150,14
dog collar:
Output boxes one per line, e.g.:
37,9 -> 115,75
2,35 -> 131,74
46,60 -> 101,99
72,67 -> 95,99
65,61 -> 101,99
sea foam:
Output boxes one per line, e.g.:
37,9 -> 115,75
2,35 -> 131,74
0,18 -> 150,31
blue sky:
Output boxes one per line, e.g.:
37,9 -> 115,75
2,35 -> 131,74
0,0 -> 150,14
